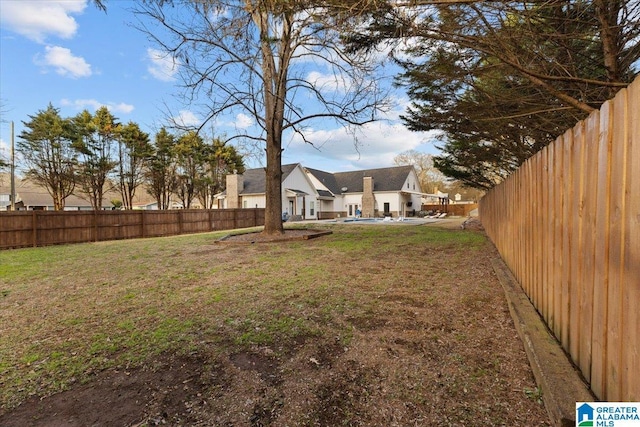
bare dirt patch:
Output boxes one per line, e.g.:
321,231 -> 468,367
0,223 -> 551,426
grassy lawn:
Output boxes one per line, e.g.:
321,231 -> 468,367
0,223 -> 551,426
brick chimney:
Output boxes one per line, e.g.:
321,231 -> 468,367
361,176 -> 375,217
226,172 -> 243,208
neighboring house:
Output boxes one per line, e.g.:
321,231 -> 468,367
219,163 -> 425,219
0,174 -> 155,211
0,173 -> 14,210
421,188 -> 450,206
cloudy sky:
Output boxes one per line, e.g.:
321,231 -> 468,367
0,0 -> 440,172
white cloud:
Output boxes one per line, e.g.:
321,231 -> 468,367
36,46 -> 92,78
60,99 -> 134,114
147,48 -> 179,82
0,0 -> 87,43
306,71 -> 348,93
283,120 -> 441,171
235,113 -> 254,129
110,103 -> 135,114
173,110 -> 201,127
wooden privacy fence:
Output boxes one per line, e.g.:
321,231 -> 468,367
0,208 -> 265,249
480,78 -> 639,401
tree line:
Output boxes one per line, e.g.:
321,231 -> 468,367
346,0 -> 639,189
16,104 -> 244,211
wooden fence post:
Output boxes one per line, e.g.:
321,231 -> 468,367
93,210 -> 98,242
141,210 -> 146,238
32,210 -> 37,247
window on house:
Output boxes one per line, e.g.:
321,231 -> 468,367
243,200 -> 247,208
384,202 -> 390,213
407,182 -> 409,188
310,201 -> 315,216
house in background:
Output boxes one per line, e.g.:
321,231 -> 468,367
219,163 -> 425,219
223,164 -> 318,220
0,173 -> 155,211
306,165 -> 424,218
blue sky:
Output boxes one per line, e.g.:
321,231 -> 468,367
0,0 -> 440,172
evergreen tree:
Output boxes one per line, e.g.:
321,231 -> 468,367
145,128 -> 177,210
117,122 -> 153,209
17,104 -> 76,210
72,107 -> 119,209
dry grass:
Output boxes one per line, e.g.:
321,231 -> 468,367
0,223 -> 551,426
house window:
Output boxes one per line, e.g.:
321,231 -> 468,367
310,201 -> 315,216
243,200 -> 247,208
407,182 -> 409,188
384,202 -> 390,214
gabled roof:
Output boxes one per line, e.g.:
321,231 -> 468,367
304,167 -> 341,195
239,163 -> 300,195
225,163 -> 419,197
307,165 -> 417,194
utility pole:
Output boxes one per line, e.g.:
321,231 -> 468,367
10,121 -> 15,211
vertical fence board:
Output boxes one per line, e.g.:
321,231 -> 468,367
560,128 -> 573,352
525,160 -> 534,297
533,151 -> 541,311
622,79 -> 640,401
590,100 -> 613,398
551,138 -> 563,340
517,167 -> 525,285
547,144 -> 556,330
605,88 -> 628,401
579,110 -> 601,384
541,147 -> 549,322
569,120 -> 585,366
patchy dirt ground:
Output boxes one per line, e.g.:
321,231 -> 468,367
0,222 -> 550,426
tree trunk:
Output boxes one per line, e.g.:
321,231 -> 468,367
264,132 -> 284,235
254,8 -> 288,235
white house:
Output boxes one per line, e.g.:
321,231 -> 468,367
219,163 -> 425,219
222,164 -> 319,219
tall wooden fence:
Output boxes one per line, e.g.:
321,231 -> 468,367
0,208 -> 265,250
479,78 -> 639,401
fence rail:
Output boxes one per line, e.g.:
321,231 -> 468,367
0,208 -> 265,249
480,78 -> 639,401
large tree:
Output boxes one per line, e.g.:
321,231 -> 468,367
72,107 -> 120,210
393,150 -> 447,194
173,131 -> 207,209
196,137 -> 245,209
134,0 -> 387,234
145,128 -> 177,210
17,104 -> 77,210
116,121 -> 153,209
345,0 -> 640,187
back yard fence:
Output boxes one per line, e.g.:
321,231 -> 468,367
480,78 -> 639,401
0,208 -> 265,250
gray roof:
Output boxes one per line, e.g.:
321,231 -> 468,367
227,164 -> 419,196
307,165 -> 417,194
0,175 -> 155,209
304,167 -> 341,195
239,163 -> 299,194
